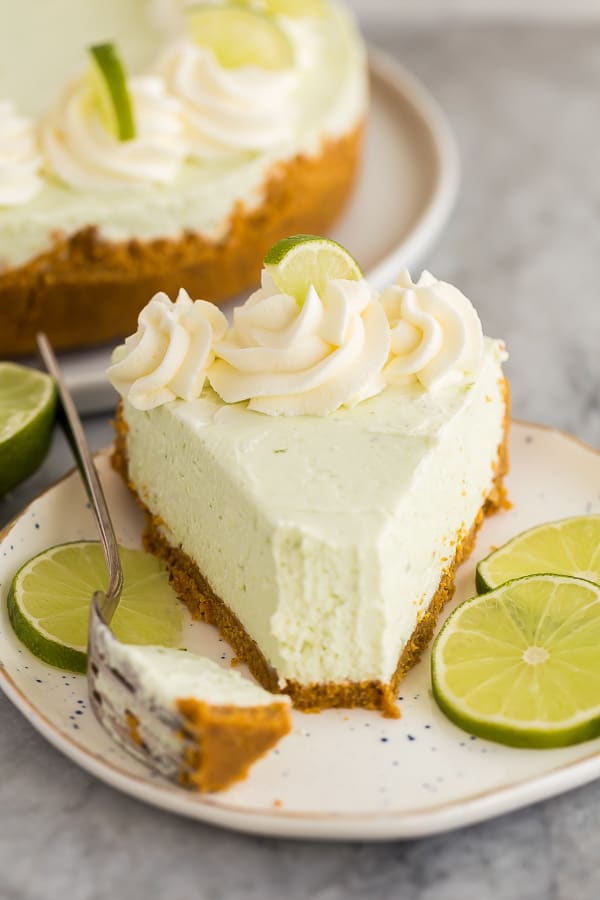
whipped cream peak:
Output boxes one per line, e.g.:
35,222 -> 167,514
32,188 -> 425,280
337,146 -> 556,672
158,39 -> 298,160
108,288 -> 228,410
0,100 -> 42,206
42,74 -> 187,190
381,269 -> 484,391
209,272 -> 390,416
108,264 -> 497,415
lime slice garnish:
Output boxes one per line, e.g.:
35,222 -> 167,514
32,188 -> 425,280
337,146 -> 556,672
0,363 -> 56,497
185,5 -> 294,69
88,43 -> 136,141
7,542 -> 184,673
432,574 -> 600,748
263,234 -> 363,303
476,516 -> 600,593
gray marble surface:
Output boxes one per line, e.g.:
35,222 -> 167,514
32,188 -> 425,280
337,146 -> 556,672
1,22 -> 600,900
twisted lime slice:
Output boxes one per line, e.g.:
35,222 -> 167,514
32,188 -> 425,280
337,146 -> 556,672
432,574 -> 600,748
0,363 -> 56,497
477,516 -> 600,592
264,234 -> 362,303
8,542 -> 183,673
89,42 -> 136,141
185,5 -> 294,69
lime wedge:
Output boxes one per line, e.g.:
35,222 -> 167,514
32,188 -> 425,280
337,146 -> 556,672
0,363 -> 56,497
477,516 -> 600,592
264,234 -> 363,303
185,5 -> 294,70
432,574 -> 600,748
88,43 -> 136,141
8,542 -> 184,673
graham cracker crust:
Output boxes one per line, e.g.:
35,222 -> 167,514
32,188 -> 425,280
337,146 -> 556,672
176,699 -> 291,792
0,126 -> 362,357
112,382 -> 510,718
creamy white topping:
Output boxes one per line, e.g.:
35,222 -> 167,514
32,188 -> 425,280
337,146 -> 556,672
42,74 -> 187,190
158,40 -> 297,160
381,270 -> 484,391
108,288 -> 228,409
209,272 -> 390,416
0,101 -> 42,206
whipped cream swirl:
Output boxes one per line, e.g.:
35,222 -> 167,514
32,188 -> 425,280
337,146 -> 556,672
0,101 -> 42,206
108,288 -> 228,409
209,272 -> 390,416
42,75 -> 187,190
158,41 -> 297,160
381,270 -> 484,391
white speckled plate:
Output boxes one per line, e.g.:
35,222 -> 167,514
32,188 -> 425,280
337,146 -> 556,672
1,422 -> 600,841
54,48 -> 459,415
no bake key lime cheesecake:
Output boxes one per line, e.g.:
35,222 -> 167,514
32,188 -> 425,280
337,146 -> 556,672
109,237 -> 509,717
0,0 -> 367,355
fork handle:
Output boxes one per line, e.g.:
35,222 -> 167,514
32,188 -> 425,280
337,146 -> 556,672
36,333 -> 123,622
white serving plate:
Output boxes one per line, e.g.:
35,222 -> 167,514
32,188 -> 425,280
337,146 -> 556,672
54,48 -> 459,414
1,422 -> 600,841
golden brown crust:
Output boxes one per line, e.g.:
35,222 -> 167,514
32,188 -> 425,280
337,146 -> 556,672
176,699 -> 291,792
112,380 -> 510,718
0,126 -> 363,356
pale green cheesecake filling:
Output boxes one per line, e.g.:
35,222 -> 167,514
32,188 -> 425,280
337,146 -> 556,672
0,0 -> 367,269
97,643 -> 291,708
122,338 -> 507,687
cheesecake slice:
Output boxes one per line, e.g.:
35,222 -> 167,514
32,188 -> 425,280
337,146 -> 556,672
110,252 -> 509,717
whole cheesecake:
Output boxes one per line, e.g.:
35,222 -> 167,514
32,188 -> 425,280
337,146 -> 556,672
0,0 -> 367,355
109,241 -> 509,717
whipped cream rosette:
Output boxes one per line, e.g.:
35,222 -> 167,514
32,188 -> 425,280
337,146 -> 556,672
157,41 -> 298,160
42,75 -> 187,190
0,101 -> 42,206
381,270 -> 484,391
209,271 -> 390,416
108,288 -> 228,409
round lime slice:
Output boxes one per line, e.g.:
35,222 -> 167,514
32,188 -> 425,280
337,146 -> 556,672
185,5 -> 294,70
8,542 -> 184,673
0,363 -> 56,497
88,42 -> 136,141
477,515 -> 600,592
264,234 -> 363,303
432,574 -> 600,748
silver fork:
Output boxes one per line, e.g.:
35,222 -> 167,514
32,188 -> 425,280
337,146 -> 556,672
37,334 -> 200,786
